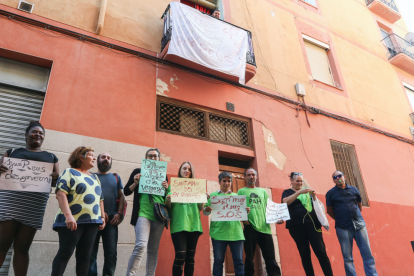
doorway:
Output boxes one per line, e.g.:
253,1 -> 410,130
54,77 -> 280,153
218,156 -> 263,276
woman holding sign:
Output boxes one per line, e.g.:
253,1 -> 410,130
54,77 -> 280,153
281,172 -> 333,276
0,121 -> 59,276
165,161 -> 204,276
124,148 -> 169,276
203,172 -> 250,276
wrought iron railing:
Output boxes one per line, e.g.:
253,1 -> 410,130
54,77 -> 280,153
366,0 -> 399,13
161,5 -> 256,67
381,33 -> 414,60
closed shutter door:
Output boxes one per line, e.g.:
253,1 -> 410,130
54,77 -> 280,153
304,41 -> 334,86
0,85 -> 45,155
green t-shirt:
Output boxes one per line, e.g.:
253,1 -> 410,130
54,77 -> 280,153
166,186 -> 203,234
138,193 -> 164,222
237,187 -> 271,234
206,191 -> 245,241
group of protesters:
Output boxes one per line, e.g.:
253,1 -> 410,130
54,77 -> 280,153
0,121 -> 378,276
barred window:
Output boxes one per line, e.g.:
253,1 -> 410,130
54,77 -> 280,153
157,99 -> 251,148
159,102 -> 205,137
330,140 -> 369,206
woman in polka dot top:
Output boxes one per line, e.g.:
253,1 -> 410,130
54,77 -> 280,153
51,146 -> 106,276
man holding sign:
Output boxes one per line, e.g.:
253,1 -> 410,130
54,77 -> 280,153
238,168 -> 282,276
203,172 -> 250,276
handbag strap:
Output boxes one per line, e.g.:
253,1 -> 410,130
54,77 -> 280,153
113,173 -> 119,183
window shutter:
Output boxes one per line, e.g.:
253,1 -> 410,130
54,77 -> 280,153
304,41 -> 334,86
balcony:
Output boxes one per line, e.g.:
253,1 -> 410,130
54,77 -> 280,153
160,3 -> 256,84
382,33 -> 414,75
366,0 -> 401,24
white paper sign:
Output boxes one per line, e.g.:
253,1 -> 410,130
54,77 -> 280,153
168,2 -> 249,84
211,195 -> 248,221
266,200 -> 290,223
0,157 -> 53,193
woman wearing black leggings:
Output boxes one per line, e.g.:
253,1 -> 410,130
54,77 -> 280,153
51,147 -> 106,276
165,162 -> 204,276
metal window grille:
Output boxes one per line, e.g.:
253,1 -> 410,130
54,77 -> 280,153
159,102 -> 206,137
330,141 -> 369,206
209,114 -> 249,146
158,100 -> 251,148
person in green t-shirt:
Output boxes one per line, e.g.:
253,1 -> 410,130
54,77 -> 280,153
203,171 -> 250,276
237,168 -> 282,276
165,161 -> 204,276
124,148 -> 169,276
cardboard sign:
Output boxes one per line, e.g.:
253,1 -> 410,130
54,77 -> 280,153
266,199 -> 290,223
138,159 -> 168,196
211,195 -> 248,221
0,157 -> 53,193
170,177 -> 207,203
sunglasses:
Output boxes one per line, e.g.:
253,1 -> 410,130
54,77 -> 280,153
333,174 -> 343,180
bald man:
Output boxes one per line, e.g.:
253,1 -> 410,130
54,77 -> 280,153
326,171 -> 377,276
88,153 -> 125,276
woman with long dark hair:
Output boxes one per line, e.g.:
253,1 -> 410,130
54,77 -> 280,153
165,162 -> 204,276
0,121 -> 59,275
281,172 -> 333,276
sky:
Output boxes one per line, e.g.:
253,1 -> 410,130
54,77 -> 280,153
395,0 -> 414,32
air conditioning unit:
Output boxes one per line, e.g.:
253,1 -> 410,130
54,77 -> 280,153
410,112 -> 414,124
17,0 -> 34,13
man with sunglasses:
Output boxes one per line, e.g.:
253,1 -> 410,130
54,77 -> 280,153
326,171 -> 378,276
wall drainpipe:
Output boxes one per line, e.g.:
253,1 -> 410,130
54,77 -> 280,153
96,0 -> 108,35
0,246 -> 13,276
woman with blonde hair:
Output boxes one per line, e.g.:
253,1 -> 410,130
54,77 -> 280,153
165,162 -> 204,276
51,146 -> 105,276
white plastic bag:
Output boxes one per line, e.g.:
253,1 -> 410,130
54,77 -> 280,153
312,197 -> 330,231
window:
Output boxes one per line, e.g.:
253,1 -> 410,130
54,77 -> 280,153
330,140 -> 369,206
157,98 -> 251,148
301,0 -> 317,6
404,83 -> 414,111
303,36 -> 334,86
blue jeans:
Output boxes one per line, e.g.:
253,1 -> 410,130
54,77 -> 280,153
212,239 -> 244,276
336,227 -> 378,276
88,224 -> 118,276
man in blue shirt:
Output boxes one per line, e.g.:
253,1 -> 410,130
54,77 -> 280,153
88,153 -> 125,276
326,171 -> 377,276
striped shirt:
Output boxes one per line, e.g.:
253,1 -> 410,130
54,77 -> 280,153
0,148 -> 58,230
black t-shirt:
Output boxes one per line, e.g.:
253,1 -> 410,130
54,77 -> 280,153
281,189 -> 321,229
6,148 -> 58,164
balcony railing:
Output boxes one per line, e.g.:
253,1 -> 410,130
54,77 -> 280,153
161,5 -> 256,67
366,0 -> 399,13
381,33 -> 414,60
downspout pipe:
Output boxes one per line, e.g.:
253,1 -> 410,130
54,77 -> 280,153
96,0 -> 108,35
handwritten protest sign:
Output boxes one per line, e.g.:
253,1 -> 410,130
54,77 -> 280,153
266,200 -> 290,223
138,159 -> 168,196
170,177 -> 207,203
0,158 -> 53,193
211,195 -> 248,221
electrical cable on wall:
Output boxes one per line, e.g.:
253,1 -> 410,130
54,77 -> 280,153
1,9 -> 414,148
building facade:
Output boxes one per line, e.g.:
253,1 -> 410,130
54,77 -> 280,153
0,0 -> 413,275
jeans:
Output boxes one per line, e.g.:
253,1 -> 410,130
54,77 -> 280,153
243,224 -> 281,276
336,226 -> 378,276
88,224 -> 118,276
126,217 -> 164,276
51,225 -> 99,276
289,223 -> 333,276
212,239 -> 244,276
171,231 -> 201,276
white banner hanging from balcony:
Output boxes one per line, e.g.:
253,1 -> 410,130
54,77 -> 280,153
168,2 -> 248,84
